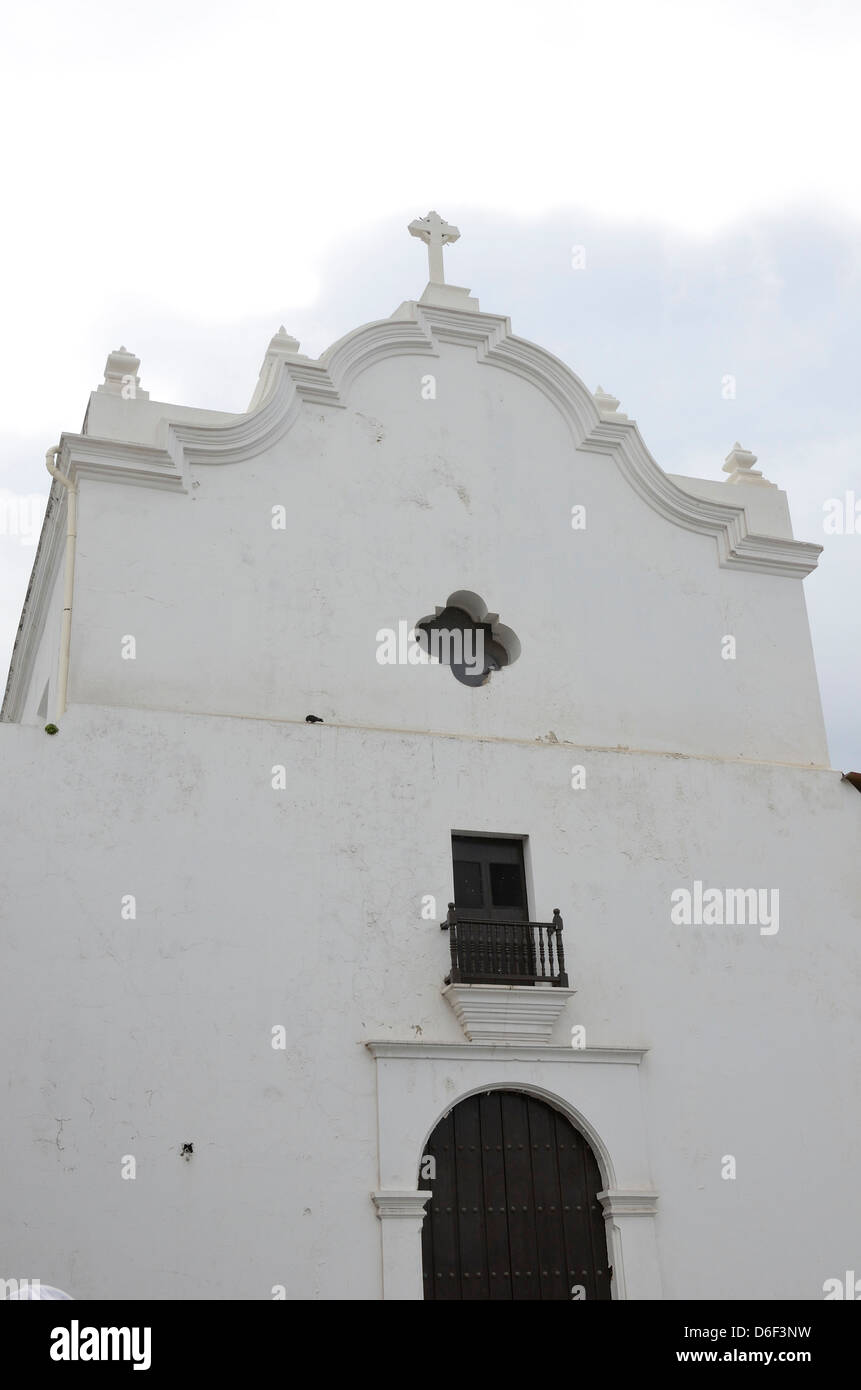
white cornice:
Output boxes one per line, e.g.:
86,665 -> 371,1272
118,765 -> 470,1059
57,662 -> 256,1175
365,1042 -> 648,1064
61,436 -> 187,492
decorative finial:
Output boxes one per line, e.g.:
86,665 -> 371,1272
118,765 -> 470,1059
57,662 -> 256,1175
268,325 -> 300,353
408,210 -> 460,285
722,442 -> 775,488
246,326 -> 302,412
594,385 -> 628,420
594,385 -> 619,412
97,346 -> 148,400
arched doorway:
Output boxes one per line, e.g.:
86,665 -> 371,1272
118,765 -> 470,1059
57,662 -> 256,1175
420,1089 -> 611,1300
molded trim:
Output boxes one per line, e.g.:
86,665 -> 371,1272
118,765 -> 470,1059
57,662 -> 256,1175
371,1191 -> 432,1220
366,1041 -> 648,1064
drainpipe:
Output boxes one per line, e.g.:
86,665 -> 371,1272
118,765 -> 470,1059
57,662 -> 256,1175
45,445 -> 77,721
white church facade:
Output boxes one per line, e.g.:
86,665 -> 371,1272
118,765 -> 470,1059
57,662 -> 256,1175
1,213 -> 859,1300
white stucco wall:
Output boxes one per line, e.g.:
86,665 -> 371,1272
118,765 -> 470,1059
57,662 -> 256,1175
0,704 -> 859,1299
1,300 -> 851,1301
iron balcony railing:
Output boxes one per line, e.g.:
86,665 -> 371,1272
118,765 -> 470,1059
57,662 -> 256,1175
441,903 -> 568,987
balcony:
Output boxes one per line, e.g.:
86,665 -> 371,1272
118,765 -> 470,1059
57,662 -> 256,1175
441,904 -> 569,987
440,904 -> 574,1043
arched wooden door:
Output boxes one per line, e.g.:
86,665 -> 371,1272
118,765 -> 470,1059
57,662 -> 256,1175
421,1090 -> 611,1300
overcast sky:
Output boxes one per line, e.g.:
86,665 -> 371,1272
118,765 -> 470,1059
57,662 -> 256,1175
1,0 -> 859,765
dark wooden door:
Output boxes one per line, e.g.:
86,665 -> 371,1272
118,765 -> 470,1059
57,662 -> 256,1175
451,836 -> 535,979
421,1090 -> 611,1300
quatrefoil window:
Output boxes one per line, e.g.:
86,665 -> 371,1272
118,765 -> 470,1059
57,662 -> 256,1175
415,590 -> 521,687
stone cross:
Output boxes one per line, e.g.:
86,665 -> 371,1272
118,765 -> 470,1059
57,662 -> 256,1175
408,210 -> 460,284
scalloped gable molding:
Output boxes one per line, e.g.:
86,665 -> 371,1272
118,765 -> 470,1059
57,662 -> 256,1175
2,300 -> 822,720
55,299 -> 820,582
580,416 -> 822,580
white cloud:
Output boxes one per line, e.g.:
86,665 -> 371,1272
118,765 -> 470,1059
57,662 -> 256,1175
2,0 -> 861,431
